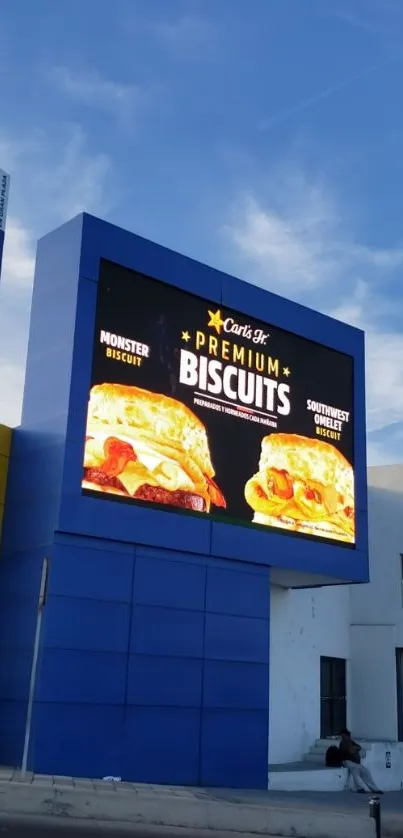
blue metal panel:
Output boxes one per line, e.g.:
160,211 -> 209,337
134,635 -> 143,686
205,613 -> 269,664
0,548 -> 44,602
36,648 -> 126,704
136,545 -> 209,567
127,655 -> 203,707
136,545 -> 209,568
0,651 -> 33,700
123,706 -> 201,785
210,521 -> 368,583
0,599 -> 38,650
201,709 -> 268,788
21,215 -> 83,432
50,541 -> 135,603
203,661 -> 269,710
206,565 -> 270,618
130,605 -> 204,658
65,277 -> 98,443
133,555 -> 206,611
30,703 -> 125,778
42,596 -> 131,654
0,701 -> 27,767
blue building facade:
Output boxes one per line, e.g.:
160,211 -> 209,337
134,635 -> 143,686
0,214 -> 368,787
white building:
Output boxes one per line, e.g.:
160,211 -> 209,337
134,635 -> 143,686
269,464 -> 403,790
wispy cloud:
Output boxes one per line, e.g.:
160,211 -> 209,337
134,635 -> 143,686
330,4 -> 379,33
258,61 -> 386,132
49,66 -> 145,124
328,0 -> 403,55
30,126 -> 112,222
224,168 -> 403,464
141,14 -> 217,60
2,219 -> 35,289
224,175 -> 403,296
0,126 -> 113,427
224,187 -> 339,290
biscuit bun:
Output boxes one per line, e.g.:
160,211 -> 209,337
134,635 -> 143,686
245,433 -> 354,543
82,383 -> 225,512
87,383 -> 215,478
258,434 -> 353,495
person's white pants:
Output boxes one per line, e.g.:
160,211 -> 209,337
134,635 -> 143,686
344,761 -> 379,792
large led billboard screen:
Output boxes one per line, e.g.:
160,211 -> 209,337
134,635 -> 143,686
82,260 -> 355,546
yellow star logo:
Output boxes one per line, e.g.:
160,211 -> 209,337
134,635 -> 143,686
207,308 -> 225,335
181,330 -> 191,343
283,367 -> 291,378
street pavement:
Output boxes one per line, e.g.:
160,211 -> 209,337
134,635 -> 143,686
0,818 -> 286,838
1,768 -> 402,838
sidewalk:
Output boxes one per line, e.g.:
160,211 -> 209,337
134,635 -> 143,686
0,768 -> 402,838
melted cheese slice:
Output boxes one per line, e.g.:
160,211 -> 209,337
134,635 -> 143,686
84,432 -> 210,504
118,462 -> 157,497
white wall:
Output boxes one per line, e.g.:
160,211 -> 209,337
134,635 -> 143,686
350,466 -> 403,626
349,465 -> 403,740
269,584 -> 351,764
269,465 -> 403,765
350,624 -> 397,740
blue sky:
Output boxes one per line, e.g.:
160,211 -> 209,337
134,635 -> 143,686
1,0 -> 403,464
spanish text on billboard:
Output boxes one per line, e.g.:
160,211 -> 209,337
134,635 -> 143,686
82,260 -> 355,546
0,170 -> 10,233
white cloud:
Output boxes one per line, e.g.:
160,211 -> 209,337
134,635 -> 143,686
50,67 -> 144,123
30,126 -> 111,222
225,190 -> 339,290
225,179 -> 403,296
144,15 -> 216,59
0,222 -> 35,426
367,422 -> 403,466
362,333 -> 403,433
224,172 -> 403,462
2,218 -> 35,288
0,126 -> 113,428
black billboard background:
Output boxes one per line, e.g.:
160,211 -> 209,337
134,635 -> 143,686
84,259 -> 354,541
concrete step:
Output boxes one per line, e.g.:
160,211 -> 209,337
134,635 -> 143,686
268,764 -> 349,792
269,761 -> 329,773
304,753 -> 326,764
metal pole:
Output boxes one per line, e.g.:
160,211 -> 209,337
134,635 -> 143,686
369,794 -> 381,838
21,557 -> 49,778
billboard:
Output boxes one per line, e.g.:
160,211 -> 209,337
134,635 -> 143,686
82,259 -> 355,546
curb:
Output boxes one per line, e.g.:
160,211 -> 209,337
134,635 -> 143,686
0,781 -> 401,838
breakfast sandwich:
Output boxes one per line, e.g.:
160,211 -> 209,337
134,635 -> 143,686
244,433 -> 355,543
82,383 -> 226,513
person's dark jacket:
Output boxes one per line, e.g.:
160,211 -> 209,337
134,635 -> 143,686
339,738 -> 361,765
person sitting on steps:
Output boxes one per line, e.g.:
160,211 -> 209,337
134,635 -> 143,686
339,728 -> 383,794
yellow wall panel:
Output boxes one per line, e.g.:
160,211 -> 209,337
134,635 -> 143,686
0,425 -> 12,547
0,425 -> 11,458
